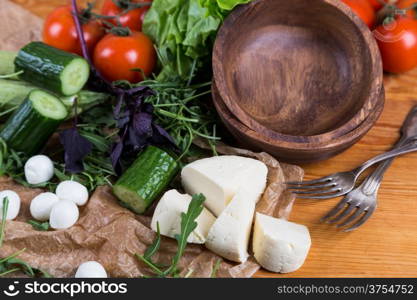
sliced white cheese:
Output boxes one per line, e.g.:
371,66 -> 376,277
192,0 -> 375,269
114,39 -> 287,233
205,189 -> 257,263
151,190 -> 216,244
253,213 -> 311,273
181,155 -> 267,216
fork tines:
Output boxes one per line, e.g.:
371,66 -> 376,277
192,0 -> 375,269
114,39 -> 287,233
320,201 -> 376,232
286,177 -> 345,199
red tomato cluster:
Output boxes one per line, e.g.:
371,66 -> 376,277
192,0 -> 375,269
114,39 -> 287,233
42,1 -> 155,83
342,0 -> 417,73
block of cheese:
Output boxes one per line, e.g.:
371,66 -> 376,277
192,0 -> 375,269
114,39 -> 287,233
151,190 -> 216,244
253,213 -> 311,273
181,155 -> 267,216
205,189 -> 257,263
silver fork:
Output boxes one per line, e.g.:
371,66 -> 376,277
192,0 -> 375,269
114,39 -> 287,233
286,140 -> 417,198
321,105 -> 417,231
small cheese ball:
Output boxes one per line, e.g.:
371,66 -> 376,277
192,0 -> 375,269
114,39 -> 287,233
0,190 -> 21,220
30,192 -> 60,221
49,200 -> 79,230
24,155 -> 54,185
56,180 -> 89,206
75,261 -> 107,278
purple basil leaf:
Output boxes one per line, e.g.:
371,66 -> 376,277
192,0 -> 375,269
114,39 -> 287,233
116,111 -> 130,128
110,140 -> 125,175
59,128 -> 93,174
133,111 -> 153,138
151,123 -> 178,150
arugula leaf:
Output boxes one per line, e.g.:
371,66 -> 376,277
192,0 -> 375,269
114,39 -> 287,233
27,220 -> 50,231
0,196 -> 9,247
164,193 -> 205,276
211,259 -> 222,278
143,222 -> 161,261
136,194 -> 206,277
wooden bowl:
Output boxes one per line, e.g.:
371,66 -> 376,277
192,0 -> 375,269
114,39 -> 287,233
212,0 -> 383,143
212,82 -> 384,163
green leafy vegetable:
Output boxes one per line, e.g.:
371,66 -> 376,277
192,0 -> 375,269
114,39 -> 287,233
143,0 -> 223,82
143,223 -> 161,261
143,0 -> 254,83
136,193 -> 206,277
216,0 -> 251,10
27,220 -> 50,231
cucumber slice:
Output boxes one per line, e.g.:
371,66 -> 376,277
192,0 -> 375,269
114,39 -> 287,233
14,42 -> 90,96
113,146 -> 180,214
30,90 -> 68,120
0,89 -> 67,155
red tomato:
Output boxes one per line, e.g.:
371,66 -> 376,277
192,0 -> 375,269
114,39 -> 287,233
101,0 -> 151,32
397,0 -> 417,19
43,5 -> 104,56
342,0 -> 376,28
93,31 -> 156,83
374,18 -> 417,73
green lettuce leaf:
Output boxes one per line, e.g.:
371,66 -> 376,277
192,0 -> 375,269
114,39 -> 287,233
143,0 -> 224,82
216,0 -> 251,10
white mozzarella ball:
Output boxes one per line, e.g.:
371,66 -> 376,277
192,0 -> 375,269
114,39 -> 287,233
49,200 -> 79,230
56,181 -> 89,206
30,192 -> 60,221
0,190 -> 21,220
75,261 -> 107,278
24,155 -> 54,185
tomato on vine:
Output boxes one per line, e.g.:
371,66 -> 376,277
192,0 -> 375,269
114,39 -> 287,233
43,5 -> 104,56
101,0 -> 151,32
374,17 -> 417,73
93,29 -> 156,83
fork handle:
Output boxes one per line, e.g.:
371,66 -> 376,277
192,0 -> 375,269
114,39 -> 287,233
361,106 -> 417,194
360,136 -> 408,194
355,140 -> 417,176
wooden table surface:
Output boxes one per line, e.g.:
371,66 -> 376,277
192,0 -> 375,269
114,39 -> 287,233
11,0 -> 417,278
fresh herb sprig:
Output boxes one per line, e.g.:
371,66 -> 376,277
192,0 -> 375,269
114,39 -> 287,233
136,194 -> 205,277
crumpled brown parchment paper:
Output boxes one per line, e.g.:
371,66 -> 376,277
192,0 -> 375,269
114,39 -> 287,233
0,143 -> 303,278
0,0 -> 42,51
0,0 -> 304,278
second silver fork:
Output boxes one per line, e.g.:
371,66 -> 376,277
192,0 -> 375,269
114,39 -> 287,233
321,105 -> 417,231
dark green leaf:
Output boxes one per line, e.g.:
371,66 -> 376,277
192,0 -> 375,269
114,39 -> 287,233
27,220 -> 50,231
143,222 -> 161,261
163,193 -> 205,276
4,258 -> 35,277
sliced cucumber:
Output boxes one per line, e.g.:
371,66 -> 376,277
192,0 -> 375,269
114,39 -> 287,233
113,146 -> 180,214
14,42 -> 90,96
0,89 -> 67,155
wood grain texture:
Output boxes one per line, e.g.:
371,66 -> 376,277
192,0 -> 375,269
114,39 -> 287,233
11,0 -> 417,278
213,82 -> 385,163
213,0 -> 383,141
